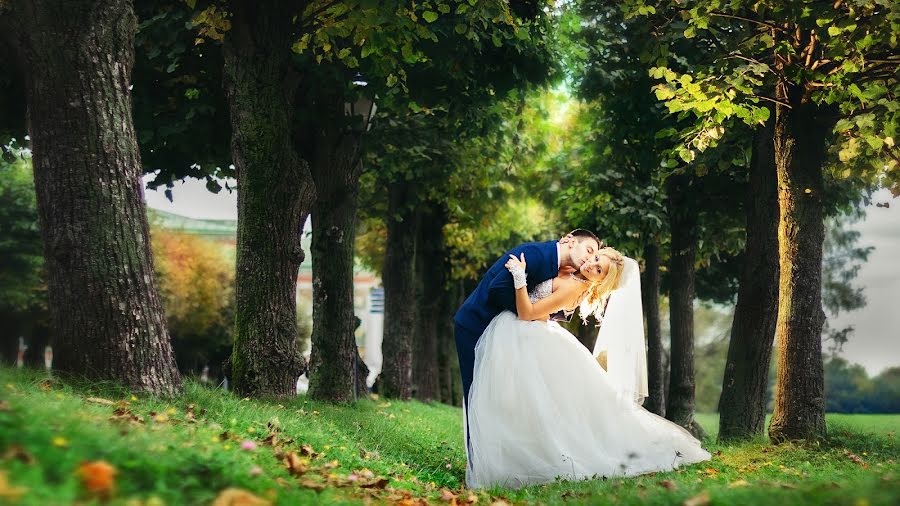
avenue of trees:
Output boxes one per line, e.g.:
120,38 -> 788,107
0,0 -> 897,448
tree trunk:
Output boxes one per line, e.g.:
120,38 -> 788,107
665,175 -> 704,438
439,280 -> 464,405
412,204 -> 446,402
1,0 -> 181,394
306,89 -> 367,402
718,114 -> 780,441
641,243 -> 665,416
223,0 -> 312,397
380,181 -> 419,399
768,87 -> 832,443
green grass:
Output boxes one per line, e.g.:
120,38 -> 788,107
0,367 -> 897,505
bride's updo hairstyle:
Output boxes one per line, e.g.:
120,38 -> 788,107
579,246 -> 625,324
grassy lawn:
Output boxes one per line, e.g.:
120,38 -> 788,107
0,367 -> 896,505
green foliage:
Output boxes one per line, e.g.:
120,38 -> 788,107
821,213 -> 874,352
825,357 -> 900,414
0,151 -> 45,316
629,0 -> 900,193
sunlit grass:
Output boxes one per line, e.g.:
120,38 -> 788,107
0,367 -> 896,505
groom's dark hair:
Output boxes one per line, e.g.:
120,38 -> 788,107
568,229 -> 603,248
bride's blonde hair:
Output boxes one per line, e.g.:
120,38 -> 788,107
579,247 -> 625,324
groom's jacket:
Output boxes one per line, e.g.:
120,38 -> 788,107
454,240 -> 559,338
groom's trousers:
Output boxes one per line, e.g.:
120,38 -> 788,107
454,322 -> 479,470
455,322 -> 478,406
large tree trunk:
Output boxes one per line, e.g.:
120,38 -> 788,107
665,175 -> 704,438
641,243 -> 665,416
223,1 -> 312,397
718,114 -> 780,441
768,87 -> 832,443
412,204 -> 446,402
1,0 -> 181,394
306,90 -> 367,402
380,181 -> 419,399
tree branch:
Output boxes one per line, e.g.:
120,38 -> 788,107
751,94 -> 792,109
708,11 -> 788,33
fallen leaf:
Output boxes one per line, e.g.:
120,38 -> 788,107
299,444 -> 317,458
282,452 -> 310,476
465,494 -> 478,504
728,479 -> 750,488
51,436 -> 69,448
2,445 -> 35,464
323,459 -> 339,469
659,479 -> 677,490
211,487 -> 271,506
360,477 -> 390,489
298,478 -> 326,491
0,400 -> 9,411
76,460 -> 116,497
0,471 -> 26,501
683,491 -> 710,506
85,397 -> 116,406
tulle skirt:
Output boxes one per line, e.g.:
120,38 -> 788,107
465,311 -> 711,489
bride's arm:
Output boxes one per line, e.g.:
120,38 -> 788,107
505,254 -> 582,321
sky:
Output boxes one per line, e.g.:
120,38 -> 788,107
144,176 -> 900,376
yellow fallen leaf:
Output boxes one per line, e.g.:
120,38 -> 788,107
728,479 -> 750,488
211,487 -> 271,506
683,490 -> 710,506
0,471 -> 26,501
85,397 -> 116,405
52,436 -> 69,448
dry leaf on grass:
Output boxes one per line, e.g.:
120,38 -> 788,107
682,490 -> 710,506
211,487 -> 271,506
298,478 -> 326,491
85,397 -> 116,406
299,444 -> 318,458
76,460 -> 116,497
359,477 -> 390,489
0,471 -> 27,502
728,479 -> 750,488
658,479 -> 677,490
282,452 -> 310,476
2,445 -> 35,464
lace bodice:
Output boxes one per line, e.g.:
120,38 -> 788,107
528,279 -> 554,303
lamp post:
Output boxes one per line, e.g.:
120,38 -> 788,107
345,72 -> 377,132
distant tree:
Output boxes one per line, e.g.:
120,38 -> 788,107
150,226 -> 235,376
0,153 -> 49,364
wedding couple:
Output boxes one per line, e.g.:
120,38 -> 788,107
454,230 -> 711,489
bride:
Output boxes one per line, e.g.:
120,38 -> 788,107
465,246 -> 711,489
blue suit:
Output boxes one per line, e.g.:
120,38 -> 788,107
453,240 -> 559,465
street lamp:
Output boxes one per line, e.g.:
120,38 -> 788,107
345,72 -> 377,132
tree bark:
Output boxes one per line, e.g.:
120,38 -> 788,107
641,243 -> 665,416
223,0 -> 312,397
665,175 -> 704,438
718,114 -> 780,441
380,181 -> 419,399
768,86 -> 832,443
307,89 -> 366,402
412,204 -> 446,402
1,0 -> 181,394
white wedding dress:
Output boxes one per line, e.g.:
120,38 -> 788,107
465,270 -> 711,489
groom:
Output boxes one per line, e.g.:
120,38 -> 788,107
453,230 -> 602,457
